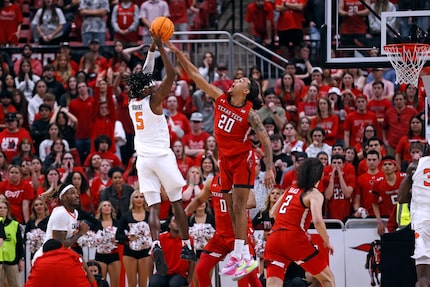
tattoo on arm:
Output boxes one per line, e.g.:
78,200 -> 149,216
249,110 -> 273,168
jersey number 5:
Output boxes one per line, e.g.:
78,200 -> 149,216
218,114 -> 235,133
135,112 -> 144,130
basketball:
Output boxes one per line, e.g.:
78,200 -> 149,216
150,16 -> 175,42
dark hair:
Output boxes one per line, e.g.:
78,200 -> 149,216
42,167 -> 62,189
108,166 -> 124,178
94,135 -> 112,150
408,115 -> 425,138
372,80 -> 384,88
367,136 -> 382,145
125,72 -> 154,99
366,150 -> 380,159
43,239 -> 63,252
87,260 -> 102,274
17,59 -> 34,82
310,127 -> 325,138
64,171 -> 89,194
200,155 -> 219,174
296,158 -> 324,191
331,154 -> 345,163
247,78 -> 262,110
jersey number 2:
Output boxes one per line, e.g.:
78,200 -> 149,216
279,195 -> 293,214
135,112 -> 144,130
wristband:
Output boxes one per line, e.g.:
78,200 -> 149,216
377,220 -> 383,224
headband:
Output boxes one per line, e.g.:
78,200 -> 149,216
59,184 -> 75,200
382,159 -> 398,170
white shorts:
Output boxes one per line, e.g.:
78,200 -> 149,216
136,150 -> 185,206
412,220 -> 430,265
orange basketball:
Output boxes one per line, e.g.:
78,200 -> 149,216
150,16 -> 175,41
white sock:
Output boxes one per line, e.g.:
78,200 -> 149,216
182,239 -> 192,249
232,239 -> 244,259
151,240 -> 160,248
242,244 -> 251,260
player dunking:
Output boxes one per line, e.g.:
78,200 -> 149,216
127,35 -> 196,276
169,43 -> 275,280
264,158 -> 335,287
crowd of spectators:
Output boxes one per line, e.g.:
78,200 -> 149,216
0,0 -> 429,286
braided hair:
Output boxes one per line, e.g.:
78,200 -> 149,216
125,72 -> 155,99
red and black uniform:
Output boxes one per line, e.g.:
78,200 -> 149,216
214,94 -> 255,192
264,185 -> 329,279
372,172 -> 406,217
196,174 -> 261,287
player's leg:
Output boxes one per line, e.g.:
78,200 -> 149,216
196,252 -> 221,286
311,266 -> 335,287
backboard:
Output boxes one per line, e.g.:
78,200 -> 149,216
323,0 -> 430,69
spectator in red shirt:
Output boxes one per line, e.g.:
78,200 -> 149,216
172,140 -> 194,179
245,0 -> 274,46
0,90 -> 17,131
165,95 -> 190,138
372,155 -> 406,235
323,154 -> 355,221
0,112 -> 32,162
183,112 -> 210,159
84,135 -> 122,168
69,81 -> 95,164
343,95 -> 379,148
0,165 -> 34,223
13,45 -> 42,77
368,81 -> 392,126
383,92 -> 418,156
148,215 -> 194,287
395,115 -> 426,169
311,97 -> 339,146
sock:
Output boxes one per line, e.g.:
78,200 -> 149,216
233,239 -> 245,259
151,240 -> 160,249
242,244 -> 251,260
182,239 -> 192,249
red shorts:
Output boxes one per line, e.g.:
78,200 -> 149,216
219,150 -> 256,192
204,232 -> 235,258
264,230 -> 328,279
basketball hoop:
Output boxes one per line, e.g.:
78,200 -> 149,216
383,43 -> 430,86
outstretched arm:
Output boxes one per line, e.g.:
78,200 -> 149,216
167,42 -> 222,100
151,36 -> 176,107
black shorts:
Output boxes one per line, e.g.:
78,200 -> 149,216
123,246 -> 150,259
95,252 -> 120,265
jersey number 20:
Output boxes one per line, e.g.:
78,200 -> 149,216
218,114 -> 235,133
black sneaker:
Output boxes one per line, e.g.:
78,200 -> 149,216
152,245 -> 168,276
180,245 -> 197,261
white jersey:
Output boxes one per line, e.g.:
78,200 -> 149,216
44,206 -> 79,242
129,96 -> 170,157
411,156 -> 430,227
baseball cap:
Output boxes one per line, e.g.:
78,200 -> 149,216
60,42 -> 70,47
311,67 -> 323,74
5,112 -> 18,122
356,94 -> 368,101
90,38 -> 100,44
190,112 -> 203,122
328,87 -> 341,96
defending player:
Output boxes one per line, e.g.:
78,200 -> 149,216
127,34 -> 196,276
169,42 -> 275,280
185,174 -> 262,285
264,158 -> 335,287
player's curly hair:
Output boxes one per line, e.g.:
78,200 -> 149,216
247,78 -> 262,110
125,72 -> 155,99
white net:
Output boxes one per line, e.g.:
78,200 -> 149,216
384,44 -> 430,86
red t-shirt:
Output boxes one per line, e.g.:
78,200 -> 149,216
84,151 -> 122,168
214,94 -> 253,157
395,136 -> 426,163
275,0 -> 306,31
168,0 -> 192,24
245,1 -> 274,38
159,232 -> 192,277
298,101 -> 317,118
176,157 -> 194,179
182,132 -> 210,155
0,180 -> 34,223
280,169 -> 297,190
69,96 -> 95,140
344,111 -> 379,146
355,171 -> 384,217
340,0 -> 368,34
0,4 -> 23,44
170,112 -> 191,136
311,115 -> 339,146
0,128 -> 32,162
383,107 -> 418,147
368,98 -> 392,121
90,176 -> 111,210
372,172 -> 406,217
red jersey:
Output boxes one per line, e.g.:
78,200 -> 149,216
159,232 -> 192,277
168,0 -> 192,24
372,172 -> 406,217
272,185 -> 312,232
368,98 -> 392,121
116,3 -> 136,30
0,180 -> 34,223
214,94 -> 253,156
280,169 -> 297,190
340,0 -> 368,34
310,115 -> 339,146
0,128 -> 32,162
343,111 -> 379,146
245,1 -> 274,39
275,0 -> 306,31
0,4 -> 23,45
322,167 -> 356,221
210,174 -> 235,238
298,101 -> 317,118
176,157 -> 194,179
170,112 -> 191,135
383,107 -> 418,147
182,132 -> 210,152
69,96 -> 95,140
355,171 -> 384,217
